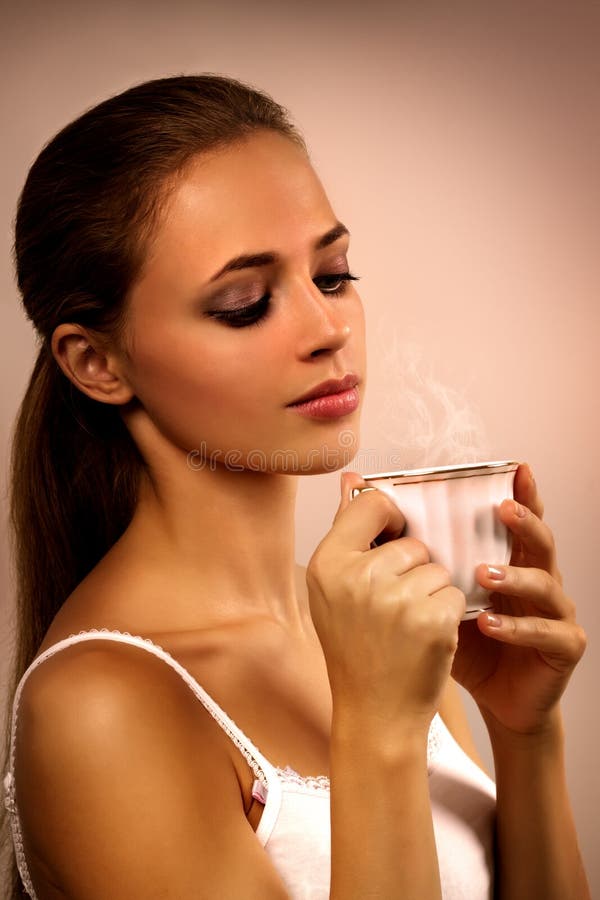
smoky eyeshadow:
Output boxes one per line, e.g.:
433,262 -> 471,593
197,253 -> 351,312
200,279 -> 266,312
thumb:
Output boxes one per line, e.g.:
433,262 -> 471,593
333,470 -> 368,524
331,471 -> 407,550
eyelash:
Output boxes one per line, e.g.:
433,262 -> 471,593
209,271 -> 361,329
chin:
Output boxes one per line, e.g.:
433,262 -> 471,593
291,428 -> 362,476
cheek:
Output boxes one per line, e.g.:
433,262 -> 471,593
127,325 -> 282,437
348,296 -> 367,359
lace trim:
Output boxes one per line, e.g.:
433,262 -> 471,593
427,714 -> 443,769
4,625 -> 446,898
3,772 -> 37,898
270,716 -> 444,792
274,765 -> 331,791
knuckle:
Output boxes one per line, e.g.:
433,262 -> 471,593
436,602 -> 462,632
449,584 -> 467,607
408,606 -> 458,653
306,547 -> 322,576
428,563 -> 452,584
434,585 -> 466,621
573,624 -> 588,658
431,633 -> 459,656
363,486 -> 393,513
306,547 -> 331,585
396,580 -> 416,607
448,586 -> 467,621
419,565 -> 452,599
507,616 -> 519,638
399,536 -> 430,565
432,615 -> 460,652
362,488 -> 404,532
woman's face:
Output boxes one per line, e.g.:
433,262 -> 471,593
122,130 -> 366,474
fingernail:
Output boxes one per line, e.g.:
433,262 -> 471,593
527,465 -> 535,487
514,501 -> 527,518
486,565 -> 505,580
484,613 -> 502,628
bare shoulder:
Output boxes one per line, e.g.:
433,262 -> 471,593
18,639 -> 200,754
15,640 -> 289,899
437,677 -> 492,778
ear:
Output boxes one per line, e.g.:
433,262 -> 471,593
51,324 -> 135,405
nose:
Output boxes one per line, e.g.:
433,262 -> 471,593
294,280 -> 353,359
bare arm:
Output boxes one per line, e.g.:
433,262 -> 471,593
16,642 -> 291,899
18,638 -> 450,900
328,676 -> 488,900
16,473 -> 499,900
437,677 -> 589,897
486,709 -> 590,900
450,463 -> 591,899
308,477 -> 470,900
328,705 -> 441,900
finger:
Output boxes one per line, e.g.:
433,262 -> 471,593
332,482 -> 406,552
374,563 -> 451,603
476,612 -> 587,664
379,574 -> 465,630
416,584 -> 467,629
334,471 -> 366,522
367,543 -> 436,579
513,462 -> 544,520
348,482 -> 406,544
475,563 -> 574,620
428,584 -> 467,624
497,497 -> 557,573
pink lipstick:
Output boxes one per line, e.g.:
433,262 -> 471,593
287,374 -> 360,419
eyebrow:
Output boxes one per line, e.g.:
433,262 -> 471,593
208,222 -> 350,283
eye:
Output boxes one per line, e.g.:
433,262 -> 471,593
208,294 -> 270,328
315,271 -> 361,295
207,271 -> 361,329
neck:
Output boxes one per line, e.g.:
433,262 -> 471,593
122,457 -> 310,633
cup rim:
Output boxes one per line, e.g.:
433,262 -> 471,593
359,459 -> 520,485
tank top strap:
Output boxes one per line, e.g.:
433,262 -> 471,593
3,628 -> 284,898
5,629 -> 278,791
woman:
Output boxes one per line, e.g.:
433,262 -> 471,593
1,74 -> 590,899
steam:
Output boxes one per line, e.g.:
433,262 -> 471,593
367,326 -> 491,471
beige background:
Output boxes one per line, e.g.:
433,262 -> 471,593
2,0 -> 598,893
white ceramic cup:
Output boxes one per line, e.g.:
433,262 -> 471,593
351,460 -> 519,620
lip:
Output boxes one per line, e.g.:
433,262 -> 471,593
287,373 -> 359,407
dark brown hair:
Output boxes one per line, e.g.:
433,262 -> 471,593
1,72 -> 306,897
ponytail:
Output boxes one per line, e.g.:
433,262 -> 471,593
1,72 -> 306,897
2,341 -> 144,897
9,340 -> 144,674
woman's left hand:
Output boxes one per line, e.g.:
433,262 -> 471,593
451,462 -> 587,735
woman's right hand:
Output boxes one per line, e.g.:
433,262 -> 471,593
306,471 -> 466,738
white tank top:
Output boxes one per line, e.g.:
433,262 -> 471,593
3,629 -> 496,899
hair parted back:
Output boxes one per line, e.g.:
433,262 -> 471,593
1,72 -> 306,897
